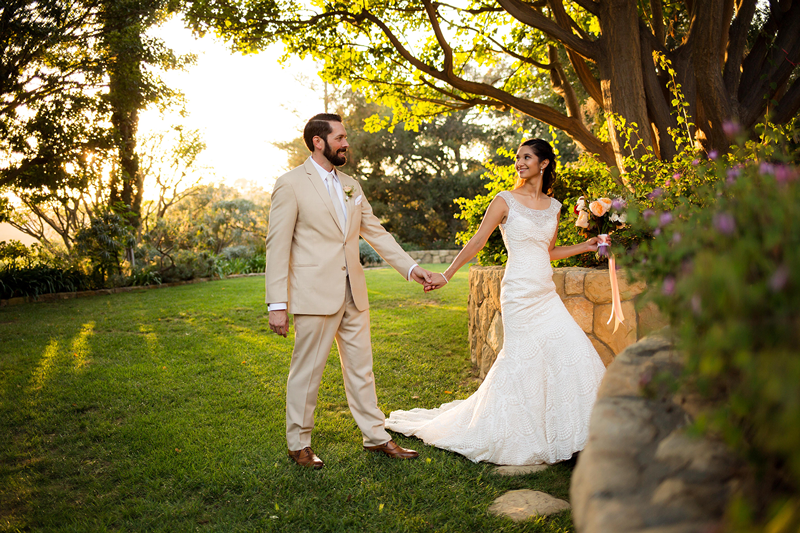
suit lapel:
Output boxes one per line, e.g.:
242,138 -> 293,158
303,159 -> 345,235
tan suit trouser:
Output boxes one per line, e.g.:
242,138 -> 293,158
286,278 -> 391,451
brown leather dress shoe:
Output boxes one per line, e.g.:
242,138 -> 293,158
288,447 -> 324,469
364,439 -> 419,459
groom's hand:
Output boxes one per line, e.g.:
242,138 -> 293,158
269,310 -> 289,337
424,272 -> 448,292
410,266 -> 433,286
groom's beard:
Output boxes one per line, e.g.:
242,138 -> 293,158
323,140 -> 348,166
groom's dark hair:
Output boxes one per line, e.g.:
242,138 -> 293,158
304,113 -> 343,151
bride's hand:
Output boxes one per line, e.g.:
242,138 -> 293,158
585,236 -> 599,252
424,272 -> 449,292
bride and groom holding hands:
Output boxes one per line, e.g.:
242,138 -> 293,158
265,113 -> 606,469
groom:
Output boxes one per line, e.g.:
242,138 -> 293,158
266,113 -> 432,469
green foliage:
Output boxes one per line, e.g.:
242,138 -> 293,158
623,119 -> 800,529
0,241 -> 92,298
0,263 -> 92,300
359,238 -> 382,265
74,212 -> 136,287
136,183 -> 270,282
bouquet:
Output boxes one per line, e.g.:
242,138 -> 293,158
574,196 -> 627,257
574,195 -> 628,332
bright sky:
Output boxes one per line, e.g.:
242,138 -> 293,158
1,17 -> 326,244
139,16 -> 326,192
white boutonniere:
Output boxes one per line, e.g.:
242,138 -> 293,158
342,185 -> 354,201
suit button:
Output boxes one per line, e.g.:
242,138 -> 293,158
341,266 -> 346,271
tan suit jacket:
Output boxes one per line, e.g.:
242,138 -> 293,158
265,158 -> 416,315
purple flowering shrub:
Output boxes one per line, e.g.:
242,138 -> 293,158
623,122 -> 800,527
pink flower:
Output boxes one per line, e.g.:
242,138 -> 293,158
774,165 -> 797,184
575,210 -> 589,228
648,188 -> 663,199
691,294 -> 702,315
769,265 -> 789,292
662,276 -> 676,295
709,150 -> 719,160
723,120 -> 741,139
713,212 -> 736,235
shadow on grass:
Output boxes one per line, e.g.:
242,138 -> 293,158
0,269 -> 575,532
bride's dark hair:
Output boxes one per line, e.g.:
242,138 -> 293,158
515,139 -> 556,195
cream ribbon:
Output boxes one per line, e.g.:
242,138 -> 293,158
606,254 -> 625,333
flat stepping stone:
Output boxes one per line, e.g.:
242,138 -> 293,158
489,490 -> 571,521
493,464 -> 549,476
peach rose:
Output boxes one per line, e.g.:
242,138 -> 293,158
576,210 -> 589,228
589,197 -> 612,217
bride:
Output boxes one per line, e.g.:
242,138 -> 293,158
385,139 -> 607,466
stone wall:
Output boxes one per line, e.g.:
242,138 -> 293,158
468,266 -> 666,378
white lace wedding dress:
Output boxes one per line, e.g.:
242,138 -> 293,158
385,191 -> 607,465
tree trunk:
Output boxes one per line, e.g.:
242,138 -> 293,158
690,0 -> 735,152
104,1 -> 144,231
597,0 -> 655,174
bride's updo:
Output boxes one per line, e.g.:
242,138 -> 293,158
517,139 -> 557,195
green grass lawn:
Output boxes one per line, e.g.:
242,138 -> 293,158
0,265 -> 574,532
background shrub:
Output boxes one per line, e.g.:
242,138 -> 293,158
359,238 -> 382,265
624,120 -> 800,530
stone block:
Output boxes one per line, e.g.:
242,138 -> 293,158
480,344 -> 496,379
563,296 -> 593,333
589,335 -> 616,367
487,311 -> 504,354
593,300 -> 637,354
597,358 -> 652,398
488,490 -> 570,521
565,269 -> 586,295
585,270 -> 647,304
584,270 -> 613,304
552,270 -> 565,299
655,429 -> 735,479
576,496 -> 646,533
589,397 -> 657,449
637,300 -> 668,338
571,447 -> 642,501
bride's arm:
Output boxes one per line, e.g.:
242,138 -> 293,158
426,196 -> 509,290
548,213 -> 598,261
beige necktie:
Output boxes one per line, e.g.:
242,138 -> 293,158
325,173 -> 346,231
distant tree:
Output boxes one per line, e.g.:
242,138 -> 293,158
275,90 -> 576,248
1,0 -> 193,232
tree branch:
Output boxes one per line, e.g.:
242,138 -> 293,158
357,9 -> 614,166
650,0 -> 666,46
496,0 -> 600,60
548,45 -> 581,119
771,73 -> 800,124
723,0 -> 757,97
740,0 -> 800,127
